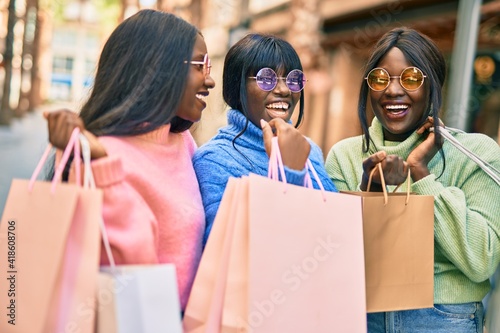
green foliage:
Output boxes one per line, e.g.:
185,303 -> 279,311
40,0 -> 121,29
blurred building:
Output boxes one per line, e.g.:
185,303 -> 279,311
5,0 -> 498,147
47,1 -> 103,104
191,0 -> 500,151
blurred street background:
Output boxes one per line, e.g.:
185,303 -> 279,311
1,0 -> 500,216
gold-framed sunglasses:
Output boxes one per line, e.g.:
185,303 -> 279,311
365,66 -> 426,91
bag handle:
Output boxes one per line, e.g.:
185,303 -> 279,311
367,163 -> 411,205
29,127 -> 82,193
431,126 -> 500,186
78,134 -> 117,270
268,136 -> 327,201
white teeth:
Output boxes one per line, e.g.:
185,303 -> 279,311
196,94 -> 206,101
266,101 -> 289,110
386,104 -> 408,110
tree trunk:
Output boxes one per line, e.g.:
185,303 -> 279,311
29,2 -> 42,109
16,0 -> 39,116
120,0 -> 140,22
0,0 -> 17,125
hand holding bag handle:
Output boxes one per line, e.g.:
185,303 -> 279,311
367,163 -> 412,205
268,136 -> 327,200
28,127 -> 83,193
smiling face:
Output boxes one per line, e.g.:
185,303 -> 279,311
369,47 -> 429,141
175,34 -> 215,123
245,68 -> 301,128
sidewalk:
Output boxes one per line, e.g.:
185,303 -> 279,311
0,103 -> 77,217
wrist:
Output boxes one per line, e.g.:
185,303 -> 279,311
409,164 -> 429,182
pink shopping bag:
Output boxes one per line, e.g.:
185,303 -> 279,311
183,178 -> 243,333
0,129 -> 102,333
185,137 -> 367,333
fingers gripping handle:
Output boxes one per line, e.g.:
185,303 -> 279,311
268,137 -> 327,200
368,163 -> 411,205
29,127 -> 82,193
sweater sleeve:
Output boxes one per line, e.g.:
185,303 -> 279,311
412,135 -> 500,282
91,155 -> 159,265
325,138 -> 364,192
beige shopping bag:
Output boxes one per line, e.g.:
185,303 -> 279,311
342,163 -> 435,312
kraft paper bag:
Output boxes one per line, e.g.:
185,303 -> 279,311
221,174 -> 367,333
0,129 -> 102,333
96,265 -> 182,333
342,166 -> 435,312
183,178 -> 242,333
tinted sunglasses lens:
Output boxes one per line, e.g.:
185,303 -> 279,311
401,67 -> 424,90
286,70 -> 306,92
367,68 -> 389,91
255,68 -> 277,91
200,54 -> 210,76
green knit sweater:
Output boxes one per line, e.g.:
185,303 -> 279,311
325,118 -> 500,304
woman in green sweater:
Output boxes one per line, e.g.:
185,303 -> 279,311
325,27 -> 499,332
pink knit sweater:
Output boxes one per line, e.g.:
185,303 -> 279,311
90,124 -> 204,310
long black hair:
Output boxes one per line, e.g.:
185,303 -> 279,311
80,9 -> 200,135
359,27 -> 446,153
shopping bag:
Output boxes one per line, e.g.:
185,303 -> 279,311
96,265 -> 183,333
0,129 -> 102,333
342,163 -> 435,313
96,205 -> 183,333
186,137 -> 367,333
183,178 -> 242,333
223,173 -> 366,333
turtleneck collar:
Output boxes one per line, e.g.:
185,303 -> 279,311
367,117 -> 423,157
222,109 -> 266,152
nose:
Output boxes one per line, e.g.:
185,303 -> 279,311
384,77 -> 404,97
205,73 -> 216,89
272,77 -> 290,95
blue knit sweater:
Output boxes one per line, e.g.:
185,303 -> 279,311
193,109 -> 337,245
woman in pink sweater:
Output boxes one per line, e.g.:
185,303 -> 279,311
44,10 -> 215,311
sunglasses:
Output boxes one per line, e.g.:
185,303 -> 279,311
365,66 -> 426,91
185,54 -> 212,76
248,68 -> 307,93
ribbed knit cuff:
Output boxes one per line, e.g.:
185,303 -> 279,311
91,155 -> 124,187
284,166 -> 307,186
411,174 -> 446,196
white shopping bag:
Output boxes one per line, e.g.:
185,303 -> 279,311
96,264 -> 183,333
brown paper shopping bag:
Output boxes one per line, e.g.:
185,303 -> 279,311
0,129 -> 102,333
342,163 -> 435,313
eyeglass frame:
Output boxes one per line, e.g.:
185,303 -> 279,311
184,54 -> 212,76
248,67 -> 307,93
365,66 -> 427,92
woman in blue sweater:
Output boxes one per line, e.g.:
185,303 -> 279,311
193,33 -> 337,246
